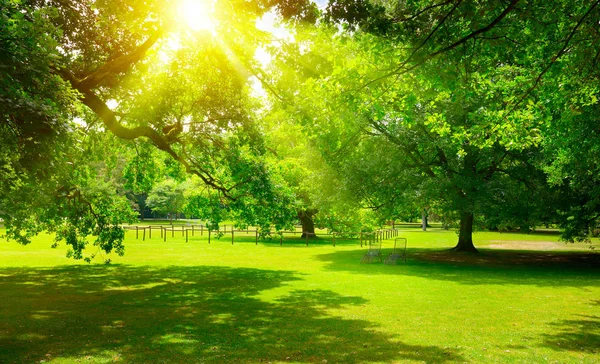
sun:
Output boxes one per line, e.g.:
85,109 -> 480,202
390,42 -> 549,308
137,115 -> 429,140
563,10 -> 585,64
179,0 -> 215,32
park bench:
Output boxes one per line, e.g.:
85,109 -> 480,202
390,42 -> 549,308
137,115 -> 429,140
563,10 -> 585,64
384,237 -> 407,265
360,238 -> 382,263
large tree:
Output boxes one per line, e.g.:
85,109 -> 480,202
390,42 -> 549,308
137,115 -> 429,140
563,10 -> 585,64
0,0 -> 317,258
262,0 -> 600,251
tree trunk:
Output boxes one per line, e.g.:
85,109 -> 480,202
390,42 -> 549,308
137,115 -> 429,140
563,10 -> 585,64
298,210 -> 316,239
520,224 -> 531,234
140,198 -> 145,221
422,209 -> 428,231
451,211 -> 478,252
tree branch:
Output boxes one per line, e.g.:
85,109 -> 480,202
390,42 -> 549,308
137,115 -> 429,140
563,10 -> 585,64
392,1 -> 454,23
356,0 -> 519,91
400,0 -> 463,68
428,0 -> 520,58
368,119 -> 437,177
76,28 -> 165,90
507,0 -> 600,115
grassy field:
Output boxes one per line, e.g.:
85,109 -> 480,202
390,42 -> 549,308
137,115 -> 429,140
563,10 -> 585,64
1,224 -> 599,363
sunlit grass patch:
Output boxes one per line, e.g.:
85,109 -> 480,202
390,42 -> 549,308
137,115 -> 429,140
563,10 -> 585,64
1,226 -> 599,363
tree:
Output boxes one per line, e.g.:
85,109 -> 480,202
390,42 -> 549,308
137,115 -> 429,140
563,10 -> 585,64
0,0 -> 317,257
263,0 -> 600,251
263,90 -> 386,237
146,179 -> 187,223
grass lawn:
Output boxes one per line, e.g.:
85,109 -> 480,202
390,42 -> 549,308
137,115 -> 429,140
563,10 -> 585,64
1,225 -> 599,363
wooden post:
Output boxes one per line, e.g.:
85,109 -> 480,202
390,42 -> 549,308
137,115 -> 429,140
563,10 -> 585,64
305,232 -> 308,246
148,226 -> 151,239
231,230 -> 234,245
160,226 -> 163,239
181,226 -> 184,237
333,233 -> 336,247
208,229 -> 211,244
192,225 -> 195,236
360,232 -> 363,247
143,227 -> 146,241
163,228 -> 167,242
280,233 -> 282,246
136,226 -> 139,239
255,230 -> 258,245
201,225 -> 203,236
186,229 -> 189,243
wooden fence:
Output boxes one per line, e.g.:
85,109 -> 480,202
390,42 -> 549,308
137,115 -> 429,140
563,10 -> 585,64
122,224 -> 401,247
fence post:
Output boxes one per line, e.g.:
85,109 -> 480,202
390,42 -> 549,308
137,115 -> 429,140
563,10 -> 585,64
208,229 -> 211,244
143,227 -> 146,241
255,230 -> 258,245
192,225 -> 195,237
201,225 -> 203,236
231,230 -> 234,245
163,228 -> 167,242
360,232 -> 363,247
280,233 -> 282,246
148,226 -> 151,239
160,226 -> 163,239
136,226 -> 139,239
333,233 -> 336,247
186,229 -> 188,243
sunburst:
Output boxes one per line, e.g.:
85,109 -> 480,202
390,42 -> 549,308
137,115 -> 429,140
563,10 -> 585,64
179,0 -> 215,33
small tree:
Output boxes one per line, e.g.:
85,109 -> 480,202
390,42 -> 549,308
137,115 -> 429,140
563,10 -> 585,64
146,179 -> 186,224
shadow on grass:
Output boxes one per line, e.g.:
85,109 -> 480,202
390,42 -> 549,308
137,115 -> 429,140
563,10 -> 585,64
541,313 -> 600,354
315,248 -> 600,287
0,265 -> 462,363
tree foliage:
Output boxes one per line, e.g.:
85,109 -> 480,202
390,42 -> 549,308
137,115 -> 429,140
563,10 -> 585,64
261,0 -> 600,250
0,0 -> 309,258
2,0 -> 600,257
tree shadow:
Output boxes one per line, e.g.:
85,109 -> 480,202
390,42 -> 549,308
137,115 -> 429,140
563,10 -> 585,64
540,313 -> 600,354
315,248 -> 600,287
0,265 -> 463,363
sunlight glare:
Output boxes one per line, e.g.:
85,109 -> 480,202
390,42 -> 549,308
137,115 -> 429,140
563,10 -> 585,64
180,0 -> 215,32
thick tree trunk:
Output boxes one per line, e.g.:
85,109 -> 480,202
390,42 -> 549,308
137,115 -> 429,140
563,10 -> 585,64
422,209 -> 428,231
298,210 -> 316,239
451,211 -> 478,252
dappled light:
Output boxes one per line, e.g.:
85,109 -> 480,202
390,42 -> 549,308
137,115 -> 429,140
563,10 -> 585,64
316,248 -> 600,287
2,0 -> 600,362
541,314 -> 600,354
0,265 -> 462,363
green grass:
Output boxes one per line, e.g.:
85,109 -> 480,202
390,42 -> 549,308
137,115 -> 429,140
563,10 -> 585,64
1,227 -> 599,363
